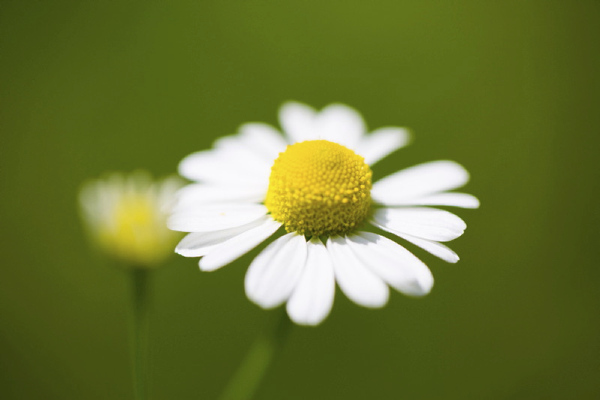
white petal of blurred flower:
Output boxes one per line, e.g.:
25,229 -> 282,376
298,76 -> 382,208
79,170 -> 183,267
172,102 -> 478,325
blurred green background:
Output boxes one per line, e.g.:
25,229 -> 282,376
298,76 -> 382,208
1,1 -> 599,399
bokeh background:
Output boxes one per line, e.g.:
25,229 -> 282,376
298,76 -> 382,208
1,1 -> 599,399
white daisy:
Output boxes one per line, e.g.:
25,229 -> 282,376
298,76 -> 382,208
171,102 -> 479,325
79,171 -> 183,267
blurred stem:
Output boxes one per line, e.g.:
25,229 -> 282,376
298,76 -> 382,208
131,268 -> 151,400
218,309 -> 293,400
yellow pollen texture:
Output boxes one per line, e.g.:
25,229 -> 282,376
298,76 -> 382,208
265,140 -> 372,236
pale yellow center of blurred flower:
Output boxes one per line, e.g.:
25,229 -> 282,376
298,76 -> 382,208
96,193 -> 173,266
102,194 -> 155,247
80,172 -> 182,268
78,172 -> 180,269
265,140 -> 372,236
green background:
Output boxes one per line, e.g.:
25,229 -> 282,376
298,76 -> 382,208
1,1 -> 599,399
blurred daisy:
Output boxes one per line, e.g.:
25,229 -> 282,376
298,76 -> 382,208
79,171 -> 183,267
171,102 -> 479,325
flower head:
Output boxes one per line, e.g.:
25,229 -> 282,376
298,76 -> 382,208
266,140 -> 372,236
171,102 -> 479,325
79,171 -> 183,267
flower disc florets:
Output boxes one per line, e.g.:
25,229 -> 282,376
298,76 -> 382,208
265,140 -> 372,236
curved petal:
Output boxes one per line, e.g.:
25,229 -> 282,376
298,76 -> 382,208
199,218 -> 282,271
372,207 -> 466,242
173,184 -> 266,212
392,232 -> 459,263
372,161 -> 470,204
346,232 -> 433,297
178,150 -> 268,188
327,236 -> 389,308
360,127 -> 411,165
238,122 -> 288,160
286,237 -> 335,326
317,103 -> 365,150
175,216 -> 270,257
213,135 -> 274,172
245,233 -> 307,309
168,204 -> 268,232
380,192 -> 480,209
279,101 -> 318,143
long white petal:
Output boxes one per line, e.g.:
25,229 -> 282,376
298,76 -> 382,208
327,236 -> 389,308
346,232 -> 433,297
245,233 -> 307,309
317,103 -> 365,150
168,204 -> 268,232
397,233 -> 459,263
173,184 -> 266,212
360,127 -> 411,165
279,102 -> 318,144
378,192 -> 480,209
238,122 -> 288,160
213,136 -> 273,177
178,151 -> 220,182
286,237 -> 335,326
372,207 -> 466,242
372,161 -> 470,204
199,218 -> 282,271
175,216 -> 270,257
178,150 -> 268,187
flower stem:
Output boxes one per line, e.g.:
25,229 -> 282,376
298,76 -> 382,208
131,268 -> 151,400
218,309 -> 293,400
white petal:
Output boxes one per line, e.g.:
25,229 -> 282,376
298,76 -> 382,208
286,237 -> 335,326
168,204 -> 268,232
238,123 -> 288,160
178,151 -> 216,181
372,161 -> 470,204
245,233 -> 307,309
175,216 -> 270,257
199,218 -> 282,271
279,101 -> 318,143
382,192 -> 480,209
317,103 -> 365,150
173,184 -> 266,211
327,236 -> 389,308
213,136 -> 273,174
397,233 -> 459,263
346,232 -> 433,297
178,150 -> 268,187
214,132 -> 275,166
372,207 -> 466,242
360,127 -> 411,165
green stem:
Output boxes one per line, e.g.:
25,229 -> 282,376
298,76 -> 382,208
218,309 -> 293,400
131,268 -> 151,400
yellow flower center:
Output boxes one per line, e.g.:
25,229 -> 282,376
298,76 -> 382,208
97,194 -> 173,266
265,140 -> 372,236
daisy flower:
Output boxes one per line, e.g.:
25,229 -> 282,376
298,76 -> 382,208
79,171 -> 183,267
170,102 -> 479,325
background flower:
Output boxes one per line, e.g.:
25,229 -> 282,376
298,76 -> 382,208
79,171 -> 182,267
